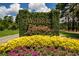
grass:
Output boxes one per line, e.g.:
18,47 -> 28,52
60,31 -> 79,39
0,29 -> 79,39
0,29 -> 19,37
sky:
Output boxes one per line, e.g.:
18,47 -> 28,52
0,3 -> 56,19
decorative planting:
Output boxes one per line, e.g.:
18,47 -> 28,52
0,35 -> 79,56
16,10 -> 60,36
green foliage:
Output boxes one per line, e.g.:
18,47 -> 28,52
60,23 -> 68,30
56,3 -> 68,10
1,20 -> 9,29
56,3 -> 79,31
0,52 -> 8,56
0,16 -> 18,31
4,16 -> 13,23
0,24 -> 5,31
16,9 -> 60,36
8,23 -> 18,30
51,10 -> 60,35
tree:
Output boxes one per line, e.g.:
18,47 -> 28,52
56,3 -> 70,30
4,16 -> 13,23
0,18 -> 5,31
69,4 -> 79,31
56,3 -> 79,31
3,16 -> 13,29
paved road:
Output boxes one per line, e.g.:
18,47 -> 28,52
0,34 -> 19,43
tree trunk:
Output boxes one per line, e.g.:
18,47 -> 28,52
75,21 -> 78,32
67,16 -> 70,31
72,17 -> 75,31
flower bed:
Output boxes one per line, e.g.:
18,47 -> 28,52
0,35 -> 79,56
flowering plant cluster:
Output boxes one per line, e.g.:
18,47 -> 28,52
7,46 -> 40,56
0,35 -> 79,56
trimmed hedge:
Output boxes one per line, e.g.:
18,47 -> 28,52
16,9 -> 60,36
51,10 -> 60,35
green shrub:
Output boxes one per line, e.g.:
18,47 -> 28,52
0,24 -> 5,31
16,9 -> 60,36
8,23 -> 18,30
51,10 -> 60,35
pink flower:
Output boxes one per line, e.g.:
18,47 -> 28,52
31,51 -> 39,56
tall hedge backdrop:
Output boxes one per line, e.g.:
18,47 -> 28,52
16,9 -> 60,36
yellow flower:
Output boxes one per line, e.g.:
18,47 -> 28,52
0,35 -> 79,52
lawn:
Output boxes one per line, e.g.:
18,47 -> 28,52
60,31 -> 79,39
0,29 -> 19,37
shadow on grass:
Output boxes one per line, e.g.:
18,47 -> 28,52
60,31 -> 79,39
